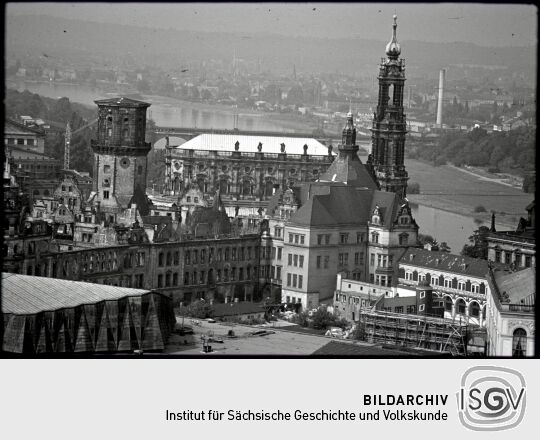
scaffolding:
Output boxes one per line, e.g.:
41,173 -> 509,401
360,310 -> 468,356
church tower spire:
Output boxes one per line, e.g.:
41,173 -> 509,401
370,15 -> 409,199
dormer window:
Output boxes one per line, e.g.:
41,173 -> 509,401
399,233 -> 409,245
372,205 -> 382,224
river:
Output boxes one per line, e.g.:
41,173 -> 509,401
9,80 -> 506,252
7,80 -> 311,133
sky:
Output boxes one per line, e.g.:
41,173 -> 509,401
6,2 -> 537,47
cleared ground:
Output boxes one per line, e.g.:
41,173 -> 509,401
163,320 -> 413,356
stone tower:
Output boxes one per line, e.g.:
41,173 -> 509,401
91,97 -> 151,215
371,15 -> 408,199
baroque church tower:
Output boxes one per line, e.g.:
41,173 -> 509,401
371,15 -> 409,198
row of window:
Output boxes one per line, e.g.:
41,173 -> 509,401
369,253 -> 393,268
402,270 -> 485,294
179,266 -> 259,287
18,163 -> 56,171
369,273 -> 393,287
7,138 -> 36,145
316,255 -> 330,269
286,273 -> 304,289
335,294 -> 370,308
287,253 -> 304,268
288,233 -> 305,245
269,265 -> 282,280
183,246 -> 258,266
494,249 -> 533,267
262,246 -> 282,260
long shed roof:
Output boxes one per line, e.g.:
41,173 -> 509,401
175,133 -> 330,156
2,273 -> 152,315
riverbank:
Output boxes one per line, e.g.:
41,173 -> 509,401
406,194 -> 516,230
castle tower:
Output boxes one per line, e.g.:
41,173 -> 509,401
90,97 -> 151,215
370,15 -> 409,199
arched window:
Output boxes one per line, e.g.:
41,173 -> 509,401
455,298 -> 466,314
388,84 -> 394,105
469,302 -> 480,318
512,328 -> 527,357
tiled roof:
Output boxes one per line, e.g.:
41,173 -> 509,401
290,185 -> 398,228
9,147 -> 58,161
399,248 -> 489,278
4,119 -> 45,136
2,273 -> 151,315
94,96 -> 151,107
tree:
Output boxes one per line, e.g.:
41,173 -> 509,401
292,311 -> 310,327
408,182 -> 420,194
461,226 -> 490,259
439,242 -> 451,253
179,300 -> 214,319
50,97 -> 73,123
418,234 -> 436,246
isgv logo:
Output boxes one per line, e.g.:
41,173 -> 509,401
457,366 -> 526,431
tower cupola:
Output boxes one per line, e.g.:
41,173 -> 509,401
385,15 -> 401,59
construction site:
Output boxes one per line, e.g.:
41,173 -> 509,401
359,310 -> 469,356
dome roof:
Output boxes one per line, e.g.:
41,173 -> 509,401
385,15 -> 401,58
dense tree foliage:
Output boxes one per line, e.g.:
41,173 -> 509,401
6,90 -> 96,175
461,226 -> 490,259
292,308 -> 349,330
408,182 -> 420,194
410,126 -> 535,179
178,300 -> 214,319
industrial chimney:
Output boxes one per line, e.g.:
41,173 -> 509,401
436,69 -> 445,126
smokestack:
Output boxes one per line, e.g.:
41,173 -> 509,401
436,69 -> 445,126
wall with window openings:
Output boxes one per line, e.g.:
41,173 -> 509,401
398,264 -> 488,326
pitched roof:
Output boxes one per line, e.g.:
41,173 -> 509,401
4,119 -> 45,136
9,147 -> 57,161
2,273 -> 151,315
398,248 -> 489,278
371,190 -> 400,229
94,96 -> 151,107
318,152 -> 378,189
290,185 -> 392,228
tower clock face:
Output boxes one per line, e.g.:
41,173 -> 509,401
120,157 -> 130,169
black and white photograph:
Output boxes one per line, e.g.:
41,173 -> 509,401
2,2 -> 536,358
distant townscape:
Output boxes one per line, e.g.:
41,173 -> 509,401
2,13 -> 535,357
